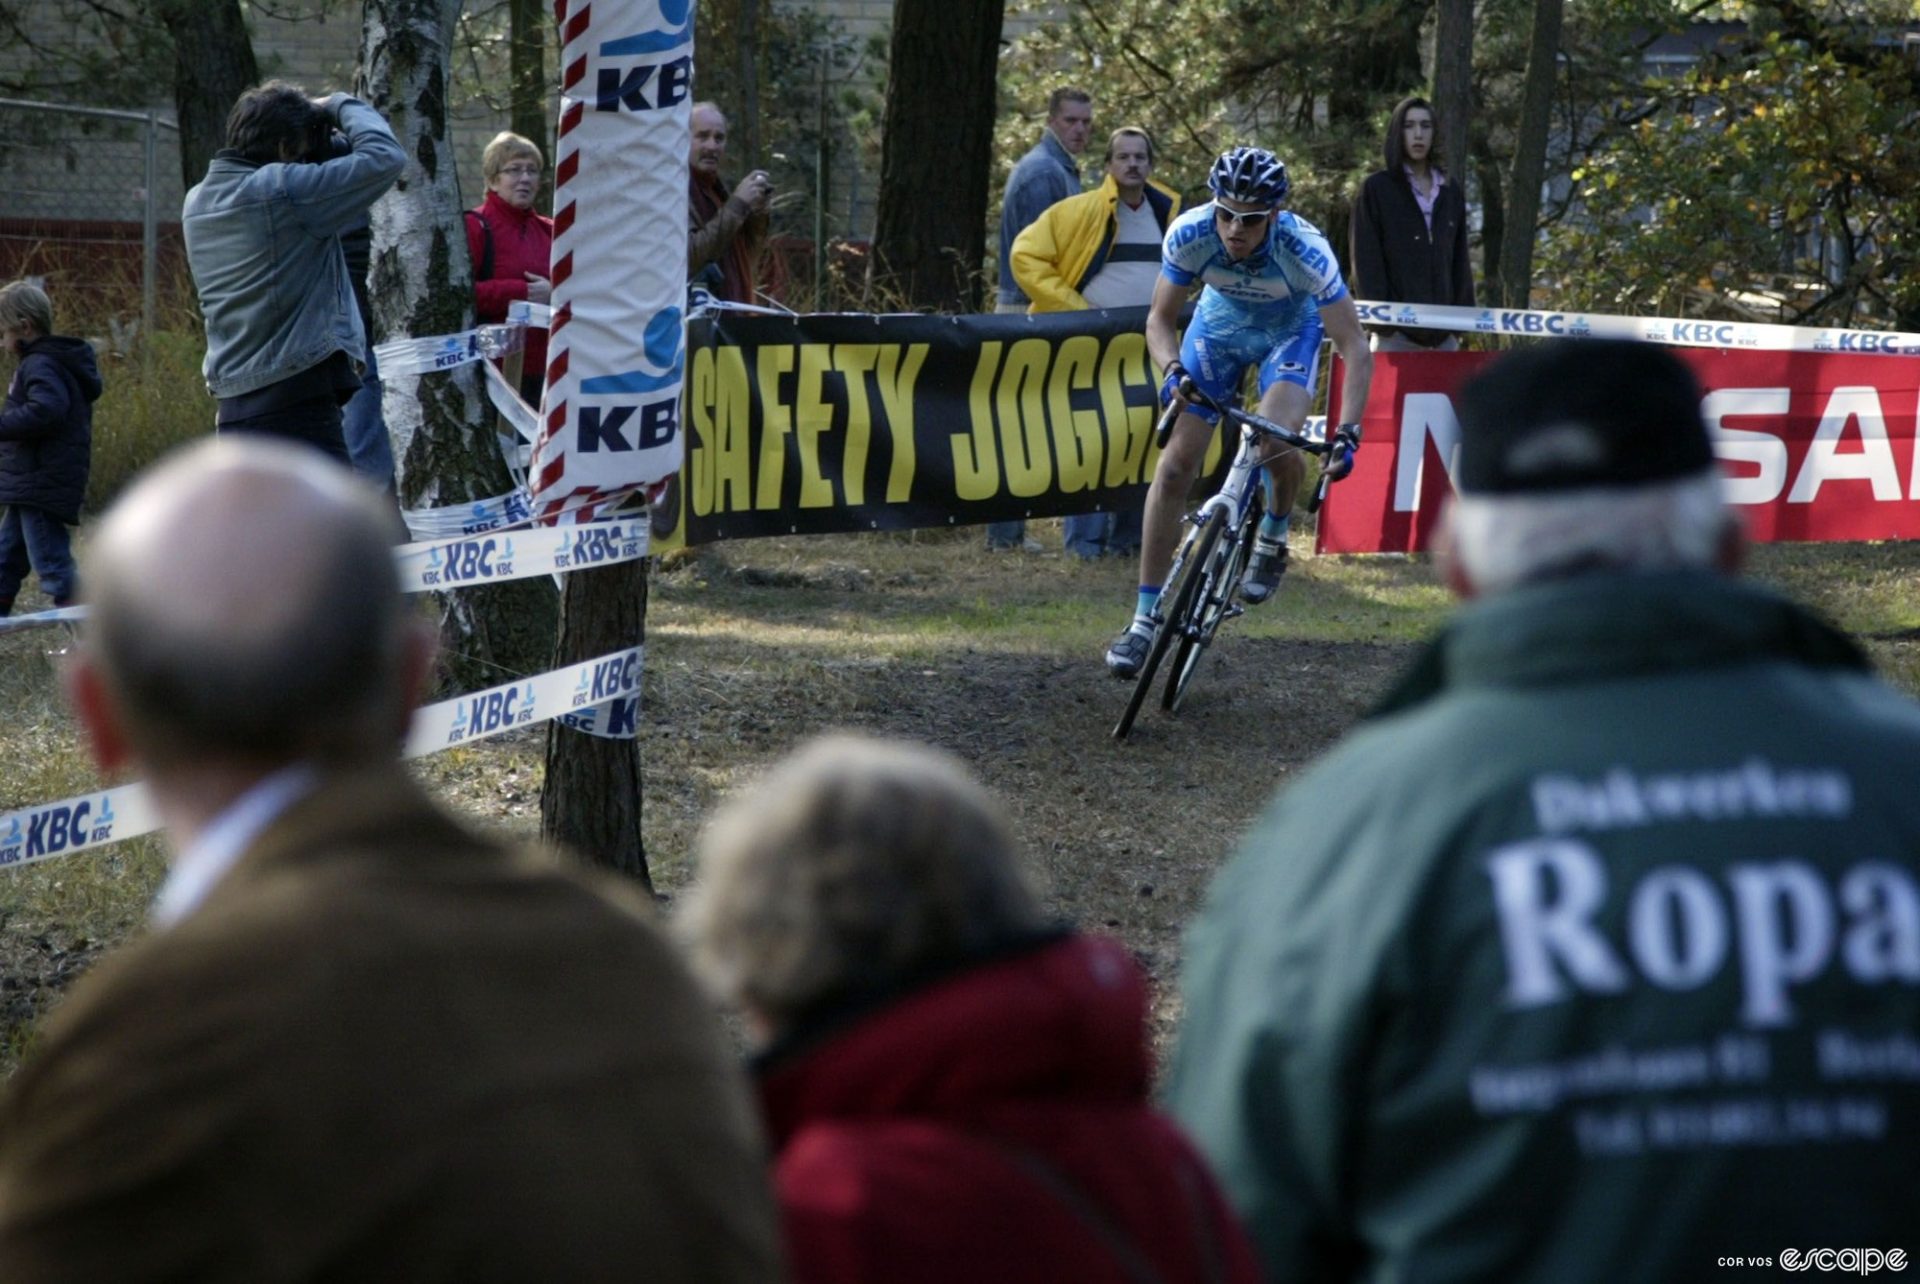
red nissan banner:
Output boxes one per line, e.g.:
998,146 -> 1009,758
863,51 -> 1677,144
1318,348 -> 1920,554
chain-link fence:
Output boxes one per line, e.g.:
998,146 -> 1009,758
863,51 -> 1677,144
0,98 -> 185,343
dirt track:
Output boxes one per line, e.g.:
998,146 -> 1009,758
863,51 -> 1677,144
1,529 -> 1426,1067
621,536 -> 1423,1048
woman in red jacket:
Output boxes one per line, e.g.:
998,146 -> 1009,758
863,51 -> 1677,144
683,735 -> 1262,1284
465,131 -> 553,404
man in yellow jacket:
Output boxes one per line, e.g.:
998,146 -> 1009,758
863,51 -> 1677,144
1012,127 -> 1181,558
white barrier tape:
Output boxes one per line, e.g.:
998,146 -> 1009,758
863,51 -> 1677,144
0,605 -> 85,636
373,324 -> 525,379
398,360 -> 537,540
402,644 -> 642,758
394,519 -> 648,592
497,434 -> 533,471
483,359 -> 540,444
0,644 -> 646,874
688,294 -> 798,319
403,480 -> 648,542
1355,299 -> 1920,355
507,299 -> 552,330
402,489 -> 535,541
0,783 -> 155,873
555,693 -> 641,739
0,522 -> 648,639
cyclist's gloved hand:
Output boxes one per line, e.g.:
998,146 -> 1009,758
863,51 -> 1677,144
1159,363 -> 1197,408
1325,423 -> 1362,481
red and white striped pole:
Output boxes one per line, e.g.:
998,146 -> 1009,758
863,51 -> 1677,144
534,0 -> 693,523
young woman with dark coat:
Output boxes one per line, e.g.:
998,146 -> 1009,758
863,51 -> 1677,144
1350,95 -> 1476,351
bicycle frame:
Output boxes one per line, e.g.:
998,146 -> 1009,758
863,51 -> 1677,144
1195,419 -> 1286,536
1112,387 -> 1344,741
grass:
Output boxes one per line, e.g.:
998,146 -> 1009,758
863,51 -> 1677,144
0,286 -> 213,1068
83,327 -> 214,510
1,260 -> 214,511
4,518 -> 1920,1077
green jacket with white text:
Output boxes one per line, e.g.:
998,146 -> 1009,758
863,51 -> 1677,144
1167,569 -> 1920,1283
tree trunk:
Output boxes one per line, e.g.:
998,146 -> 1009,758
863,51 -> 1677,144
736,0 -> 762,168
508,0 -> 550,183
868,0 -> 1004,312
148,0 -> 258,191
542,558 -> 651,887
1325,0 -> 1427,127
1431,0 -> 1473,189
1475,138 -> 1506,305
1498,0 -> 1563,308
361,0 -> 558,690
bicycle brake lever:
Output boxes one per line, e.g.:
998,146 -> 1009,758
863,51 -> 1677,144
1154,399 -> 1181,449
1307,432 -> 1358,514
1306,470 -> 1333,515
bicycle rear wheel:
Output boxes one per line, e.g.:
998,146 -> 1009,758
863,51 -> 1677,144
1113,508 -> 1229,741
1163,511 -> 1256,713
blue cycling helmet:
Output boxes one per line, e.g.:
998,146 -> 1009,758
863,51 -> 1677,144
1208,146 -> 1290,206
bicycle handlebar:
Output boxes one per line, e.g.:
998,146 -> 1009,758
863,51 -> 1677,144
1155,381 -> 1334,453
1152,381 -> 1362,513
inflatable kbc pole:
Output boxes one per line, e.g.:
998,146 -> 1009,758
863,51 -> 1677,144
534,0 -> 693,521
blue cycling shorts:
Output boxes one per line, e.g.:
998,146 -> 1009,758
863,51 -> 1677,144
1177,310 -> 1325,425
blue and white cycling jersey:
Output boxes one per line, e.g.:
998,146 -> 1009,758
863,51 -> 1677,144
1161,204 -> 1349,417
1161,204 -> 1348,337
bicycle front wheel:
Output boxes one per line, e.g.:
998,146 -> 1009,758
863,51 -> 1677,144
1163,510 -> 1256,713
1113,508 -> 1229,741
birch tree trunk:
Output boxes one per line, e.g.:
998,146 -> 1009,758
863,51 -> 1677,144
360,0 -> 558,690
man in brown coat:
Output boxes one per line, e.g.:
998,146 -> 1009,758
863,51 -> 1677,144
0,438 -> 783,1283
689,100 -> 772,304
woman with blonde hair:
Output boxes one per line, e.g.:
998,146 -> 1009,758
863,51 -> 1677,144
465,131 -> 553,402
683,734 -> 1260,1284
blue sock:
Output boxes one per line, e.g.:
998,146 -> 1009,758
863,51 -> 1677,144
1258,512 -> 1290,545
1135,586 -> 1161,622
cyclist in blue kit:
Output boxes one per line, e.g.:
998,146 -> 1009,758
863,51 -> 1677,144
1106,147 -> 1372,678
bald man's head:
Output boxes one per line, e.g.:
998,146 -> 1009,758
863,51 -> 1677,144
79,439 -> 424,768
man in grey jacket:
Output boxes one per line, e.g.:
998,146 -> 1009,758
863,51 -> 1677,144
995,88 -> 1090,315
986,86 -> 1090,552
183,82 -> 405,463
1168,339 -> 1920,1283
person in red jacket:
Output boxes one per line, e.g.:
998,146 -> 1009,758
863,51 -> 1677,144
465,131 -> 553,404
683,734 -> 1262,1284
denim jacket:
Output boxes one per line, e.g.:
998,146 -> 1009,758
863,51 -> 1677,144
184,95 -> 405,399
996,131 -> 1081,307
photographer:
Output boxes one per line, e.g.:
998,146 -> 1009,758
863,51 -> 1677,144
687,101 -> 771,305
183,81 -> 405,463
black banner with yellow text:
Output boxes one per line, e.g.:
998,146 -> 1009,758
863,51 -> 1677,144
650,308 -> 1227,550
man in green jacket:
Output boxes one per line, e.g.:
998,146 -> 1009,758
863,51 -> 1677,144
1167,338 -> 1920,1283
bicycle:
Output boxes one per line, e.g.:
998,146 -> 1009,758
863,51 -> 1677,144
1111,384 -> 1359,741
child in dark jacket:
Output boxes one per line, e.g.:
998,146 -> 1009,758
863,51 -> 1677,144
0,281 -> 100,616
